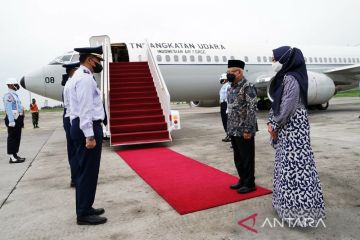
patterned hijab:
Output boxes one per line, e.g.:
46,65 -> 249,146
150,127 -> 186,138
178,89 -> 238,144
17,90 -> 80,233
270,46 -> 308,116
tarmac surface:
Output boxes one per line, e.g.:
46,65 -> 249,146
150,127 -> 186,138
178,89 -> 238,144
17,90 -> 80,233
0,97 -> 359,240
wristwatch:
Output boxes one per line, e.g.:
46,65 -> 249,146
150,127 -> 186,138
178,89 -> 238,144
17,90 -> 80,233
87,136 -> 95,141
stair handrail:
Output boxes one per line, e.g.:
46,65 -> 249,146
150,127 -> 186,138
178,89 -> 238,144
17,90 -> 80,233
144,39 -> 172,133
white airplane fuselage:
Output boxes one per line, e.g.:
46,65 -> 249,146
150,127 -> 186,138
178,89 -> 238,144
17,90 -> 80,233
21,39 -> 360,109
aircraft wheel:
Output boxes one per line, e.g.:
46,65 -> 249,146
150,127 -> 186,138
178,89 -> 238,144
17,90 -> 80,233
317,102 -> 329,110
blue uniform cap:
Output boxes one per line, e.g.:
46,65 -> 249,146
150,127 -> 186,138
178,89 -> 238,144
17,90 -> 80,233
62,61 -> 80,69
74,46 -> 103,60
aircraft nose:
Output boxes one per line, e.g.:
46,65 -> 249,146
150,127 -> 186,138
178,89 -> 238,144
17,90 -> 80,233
20,76 -> 26,89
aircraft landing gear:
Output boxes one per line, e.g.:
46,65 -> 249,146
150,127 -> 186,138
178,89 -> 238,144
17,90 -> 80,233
316,101 -> 329,110
257,98 -> 272,110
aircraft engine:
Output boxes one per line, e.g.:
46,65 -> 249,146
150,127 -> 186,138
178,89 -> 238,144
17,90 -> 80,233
189,100 -> 219,107
267,71 -> 335,110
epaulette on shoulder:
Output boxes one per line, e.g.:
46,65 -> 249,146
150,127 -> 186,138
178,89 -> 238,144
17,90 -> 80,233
83,69 -> 90,74
4,93 -> 14,102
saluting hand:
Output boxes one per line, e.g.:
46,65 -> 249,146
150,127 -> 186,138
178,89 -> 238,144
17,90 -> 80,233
86,138 -> 96,149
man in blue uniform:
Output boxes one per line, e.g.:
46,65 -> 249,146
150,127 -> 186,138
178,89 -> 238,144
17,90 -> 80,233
226,60 -> 258,194
219,73 -> 231,142
62,62 -> 80,188
3,78 -> 26,164
69,46 -> 107,225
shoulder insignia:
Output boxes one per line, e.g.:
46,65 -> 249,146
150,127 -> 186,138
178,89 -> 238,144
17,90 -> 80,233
5,94 -> 14,102
83,69 -> 90,74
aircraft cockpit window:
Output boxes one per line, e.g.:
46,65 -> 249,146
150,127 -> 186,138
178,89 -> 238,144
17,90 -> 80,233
263,56 -> 267,62
157,55 -> 162,62
71,54 -> 80,63
49,54 -> 72,65
190,55 -> 195,62
182,55 -> 187,62
198,55 -> 203,62
214,56 -> 219,62
257,56 -> 261,62
165,55 -> 170,62
222,56 -> 227,62
244,56 -> 249,62
206,56 -> 211,62
174,55 -> 179,62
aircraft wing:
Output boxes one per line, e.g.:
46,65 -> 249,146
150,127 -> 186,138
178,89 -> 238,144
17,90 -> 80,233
323,64 -> 360,88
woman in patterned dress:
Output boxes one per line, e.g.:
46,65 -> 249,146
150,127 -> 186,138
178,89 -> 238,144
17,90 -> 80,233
267,46 -> 326,227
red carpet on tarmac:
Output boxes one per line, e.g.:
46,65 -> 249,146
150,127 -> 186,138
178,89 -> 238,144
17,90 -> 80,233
116,147 -> 272,215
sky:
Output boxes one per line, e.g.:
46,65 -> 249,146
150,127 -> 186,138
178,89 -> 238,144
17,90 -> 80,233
1,0 -> 360,110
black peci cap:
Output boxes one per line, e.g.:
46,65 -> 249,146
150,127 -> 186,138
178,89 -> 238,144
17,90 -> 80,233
228,59 -> 245,69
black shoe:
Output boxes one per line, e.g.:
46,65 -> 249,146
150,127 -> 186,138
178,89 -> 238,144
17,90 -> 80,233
77,215 -> 107,225
14,154 -> 26,161
89,208 -> 105,215
70,181 -> 75,188
222,136 -> 231,142
9,155 -> 25,164
237,186 -> 256,194
230,182 -> 243,190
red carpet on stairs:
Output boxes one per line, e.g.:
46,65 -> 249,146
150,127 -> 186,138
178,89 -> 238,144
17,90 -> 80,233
117,147 -> 272,215
109,62 -> 170,146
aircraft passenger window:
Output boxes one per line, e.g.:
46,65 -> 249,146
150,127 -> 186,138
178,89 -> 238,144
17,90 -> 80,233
309,57 -> 313,63
357,58 -> 360,63
304,57 -> 307,63
263,56 -> 267,62
328,58 -> 332,63
324,57 -> 327,63
333,58 -> 337,63
214,56 -> 219,62
257,56 -> 261,62
190,55 -> 195,62
198,55 -> 203,62
230,56 -> 235,60
157,55 -> 162,62
338,58 -> 342,63
174,55 -> 179,62
244,56 -> 249,62
268,56 -> 272,62
314,57 -> 318,63
182,55 -> 187,62
165,55 -> 171,62
206,56 -> 211,62
319,57 -> 322,63
352,58 -> 355,63
222,56 -> 227,62
348,57 -> 351,63
343,58 -> 346,63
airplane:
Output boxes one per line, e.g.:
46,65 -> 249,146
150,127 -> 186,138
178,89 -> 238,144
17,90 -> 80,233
19,35 -> 360,145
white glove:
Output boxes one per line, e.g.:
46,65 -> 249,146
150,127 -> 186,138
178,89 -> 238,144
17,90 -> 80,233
9,122 -> 15,127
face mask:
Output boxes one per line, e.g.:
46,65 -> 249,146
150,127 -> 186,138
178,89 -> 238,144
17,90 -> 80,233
92,62 -> 103,73
61,74 -> 69,86
272,61 -> 283,72
226,73 -> 236,83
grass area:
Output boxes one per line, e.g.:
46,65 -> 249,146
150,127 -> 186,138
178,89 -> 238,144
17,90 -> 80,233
335,88 -> 360,97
